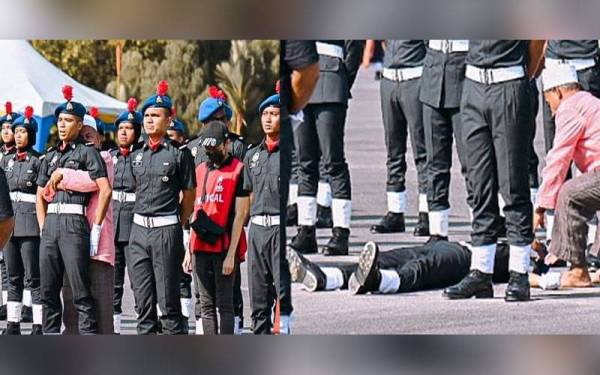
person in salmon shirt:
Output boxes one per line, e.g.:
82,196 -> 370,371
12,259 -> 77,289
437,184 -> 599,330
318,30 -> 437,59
535,64 -> 600,288
43,112 -> 114,334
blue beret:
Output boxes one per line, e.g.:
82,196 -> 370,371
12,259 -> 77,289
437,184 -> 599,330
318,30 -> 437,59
54,100 -> 87,120
0,112 -> 19,125
169,118 -> 186,133
141,80 -> 173,115
259,94 -> 280,113
115,109 -> 143,128
198,97 -> 233,123
12,115 -> 38,134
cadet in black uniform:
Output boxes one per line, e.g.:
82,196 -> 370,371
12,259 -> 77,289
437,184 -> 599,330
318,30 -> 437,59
128,81 -> 196,335
0,170 -> 15,287
245,89 -> 291,334
420,40 -> 471,241
36,86 -> 111,334
443,40 -> 544,302
292,40 -> 363,256
371,40 -> 429,236
0,108 -> 43,335
0,102 -> 18,322
110,98 -> 142,334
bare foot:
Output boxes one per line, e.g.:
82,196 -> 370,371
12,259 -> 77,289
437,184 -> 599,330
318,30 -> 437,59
560,266 -> 593,288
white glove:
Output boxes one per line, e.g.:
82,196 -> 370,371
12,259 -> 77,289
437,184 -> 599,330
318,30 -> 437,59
183,229 -> 191,252
90,224 -> 102,257
289,110 -> 304,131
0,249 -> 3,261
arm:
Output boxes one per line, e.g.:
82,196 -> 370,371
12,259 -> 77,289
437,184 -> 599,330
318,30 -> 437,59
537,107 -> 585,210
528,40 -> 546,79
361,40 -> 376,68
93,177 -> 112,225
180,189 -> 195,227
223,196 -> 250,275
0,170 -> 14,248
57,168 -> 99,192
36,186 -> 47,232
344,40 -> 365,92
0,218 -> 14,250
290,63 -> 320,113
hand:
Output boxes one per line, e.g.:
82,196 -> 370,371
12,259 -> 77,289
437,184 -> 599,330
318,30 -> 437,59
222,254 -> 235,276
183,229 -> 190,252
533,210 -> 545,230
289,110 -> 304,131
0,250 -> 3,261
90,224 -> 101,257
50,170 -> 64,190
182,251 -> 193,274
545,253 -> 559,266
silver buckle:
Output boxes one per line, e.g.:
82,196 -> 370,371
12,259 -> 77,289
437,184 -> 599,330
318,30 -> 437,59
118,191 -> 126,203
14,192 -> 21,202
55,203 -> 62,215
478,69 -> 493,85
442,40 -> 451,53
265,215 -> 271,227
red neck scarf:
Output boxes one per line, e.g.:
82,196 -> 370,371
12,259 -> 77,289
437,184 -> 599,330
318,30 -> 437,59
265,138 -> 280,153
148,138 -> 162,152
120,147 -> 130,157
15,150 -> 27,161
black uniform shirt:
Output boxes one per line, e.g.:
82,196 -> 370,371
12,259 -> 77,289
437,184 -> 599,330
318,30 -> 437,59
467,40 -> 528,68
420,42 -> 468,109
383,40 -> 426,69
546,40 -> 599,60
0,145 -> 16,167
110,144 -> 139,242
131,138 -> 196,217
243,140 -> 280,217
0,169 -> 13,220
37,138 -> 107,205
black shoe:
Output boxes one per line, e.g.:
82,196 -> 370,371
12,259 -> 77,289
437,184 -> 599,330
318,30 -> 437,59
321,227 -> 350,256
30,324 -> 43,335
182,315 -> 189,335
286,204 -> 298,227
2,322 -> 21,335
504,271 -> 530,302
413,212 -> 430,237
443,270 -> 493,299
0,305 -> 6,321
426,234 -> 448,244
531,241 -> 550,275
316,205 -> 333,228
21,306 -> 33,323
351,241 -> 381,294
290,226 -> 318,254
370,212 -> 406,234
287,247 -> 327,292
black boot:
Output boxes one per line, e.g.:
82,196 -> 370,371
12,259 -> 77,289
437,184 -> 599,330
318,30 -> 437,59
443,270 -> 493,299
286,204 -> 298,227
350,241 -> 381,295
413,212 -> 430,237
21,306 -> 33,323
2,322 -> 21,335
370,212 -> 405,234
505,271 -> 530,302
426,234 -> 448,244
30,324 -> 43,335
321,227 -> 350,256
287,247 -> 327,292
316,205 -> 333,228
290,226 -> 318,254
0,304 -> 6,321
181,315 -> 189,335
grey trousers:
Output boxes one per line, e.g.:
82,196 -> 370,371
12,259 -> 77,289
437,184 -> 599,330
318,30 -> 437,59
63,260 -> 115,334
550,170 -> 600,266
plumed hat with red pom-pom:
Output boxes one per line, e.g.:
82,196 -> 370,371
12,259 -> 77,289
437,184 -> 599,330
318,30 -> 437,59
197,85 -> 233,123
54,85 -> 87,120
141,80 -> 173,115
258,80 -> 280,113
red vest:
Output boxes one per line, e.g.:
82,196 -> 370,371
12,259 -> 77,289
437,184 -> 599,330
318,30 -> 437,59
190,158 -> 247,260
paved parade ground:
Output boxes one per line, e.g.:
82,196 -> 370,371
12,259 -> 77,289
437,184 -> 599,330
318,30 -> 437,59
289,67 -> 600,334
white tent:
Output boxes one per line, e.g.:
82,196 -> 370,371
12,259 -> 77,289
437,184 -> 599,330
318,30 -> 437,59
0,40 -> 126,150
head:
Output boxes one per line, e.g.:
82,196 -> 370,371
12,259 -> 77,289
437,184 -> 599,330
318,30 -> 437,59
117,121 -> 137,148
56,113 -> 83,142
543,83 -> 581,115
542,64 -> 581,115
167,129 -> 185,144
143,107 -> 172,139
1,121 -> 14,145
80,125 -> 102,148
261,105 -> 280,138
201,121 -> 231,166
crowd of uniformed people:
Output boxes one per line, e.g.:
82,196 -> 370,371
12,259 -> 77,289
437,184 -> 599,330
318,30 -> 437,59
0,77 -> 285,335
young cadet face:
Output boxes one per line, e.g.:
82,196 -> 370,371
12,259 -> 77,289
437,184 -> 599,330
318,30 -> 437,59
261,106 -> 280,137
57,113 -> 83,142
117,122 -> 136,147
80,125 -> 102,148
1,122 -> 14,144
14,127 -> 29,149
167,129 -> 185,144
143,107 -> 171,138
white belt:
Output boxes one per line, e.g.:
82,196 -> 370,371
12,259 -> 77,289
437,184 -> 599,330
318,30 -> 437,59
382,66 -> 423,82
112,190 -> 136,203
545,57 -> 596,71
133,213 -> 179,228
47,203 -> 86,215
465,65 -> 525,85
315,42 -> 344,59
428,40 -> 469,53
9,191 -> 36,204
251,215 -> 280,227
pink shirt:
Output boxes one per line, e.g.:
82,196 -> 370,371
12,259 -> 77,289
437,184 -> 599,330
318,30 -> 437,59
537,91 -> 600,210
58,151 -> 115,266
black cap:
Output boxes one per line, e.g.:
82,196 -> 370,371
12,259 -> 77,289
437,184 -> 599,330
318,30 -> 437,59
200,121 -> 229,148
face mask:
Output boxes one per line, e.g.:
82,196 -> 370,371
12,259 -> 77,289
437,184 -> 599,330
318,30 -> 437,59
207,150 -> 225,165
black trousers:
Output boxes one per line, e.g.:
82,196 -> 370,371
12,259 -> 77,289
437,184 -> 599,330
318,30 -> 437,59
194,266 -> 243,321
248,223 -> 291,334
295,103 -> 351,199
194,252 -> 235,335
4,236 -> 41,304
460,78 -> 534,247
543,65 -> 600,152
113,241 -> 128,315
423,105 -> 472,211
40,214 -> 96,334
127,223 -> 184,335
380,77 -> 427,194
527,81 -> 540,189
0,257 -> 7,300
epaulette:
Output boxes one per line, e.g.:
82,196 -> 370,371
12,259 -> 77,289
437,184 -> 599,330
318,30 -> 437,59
46,146 -> 55,153
85,142 -> 95,147
179,144 -> 188,150
38,154 -> 46,160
